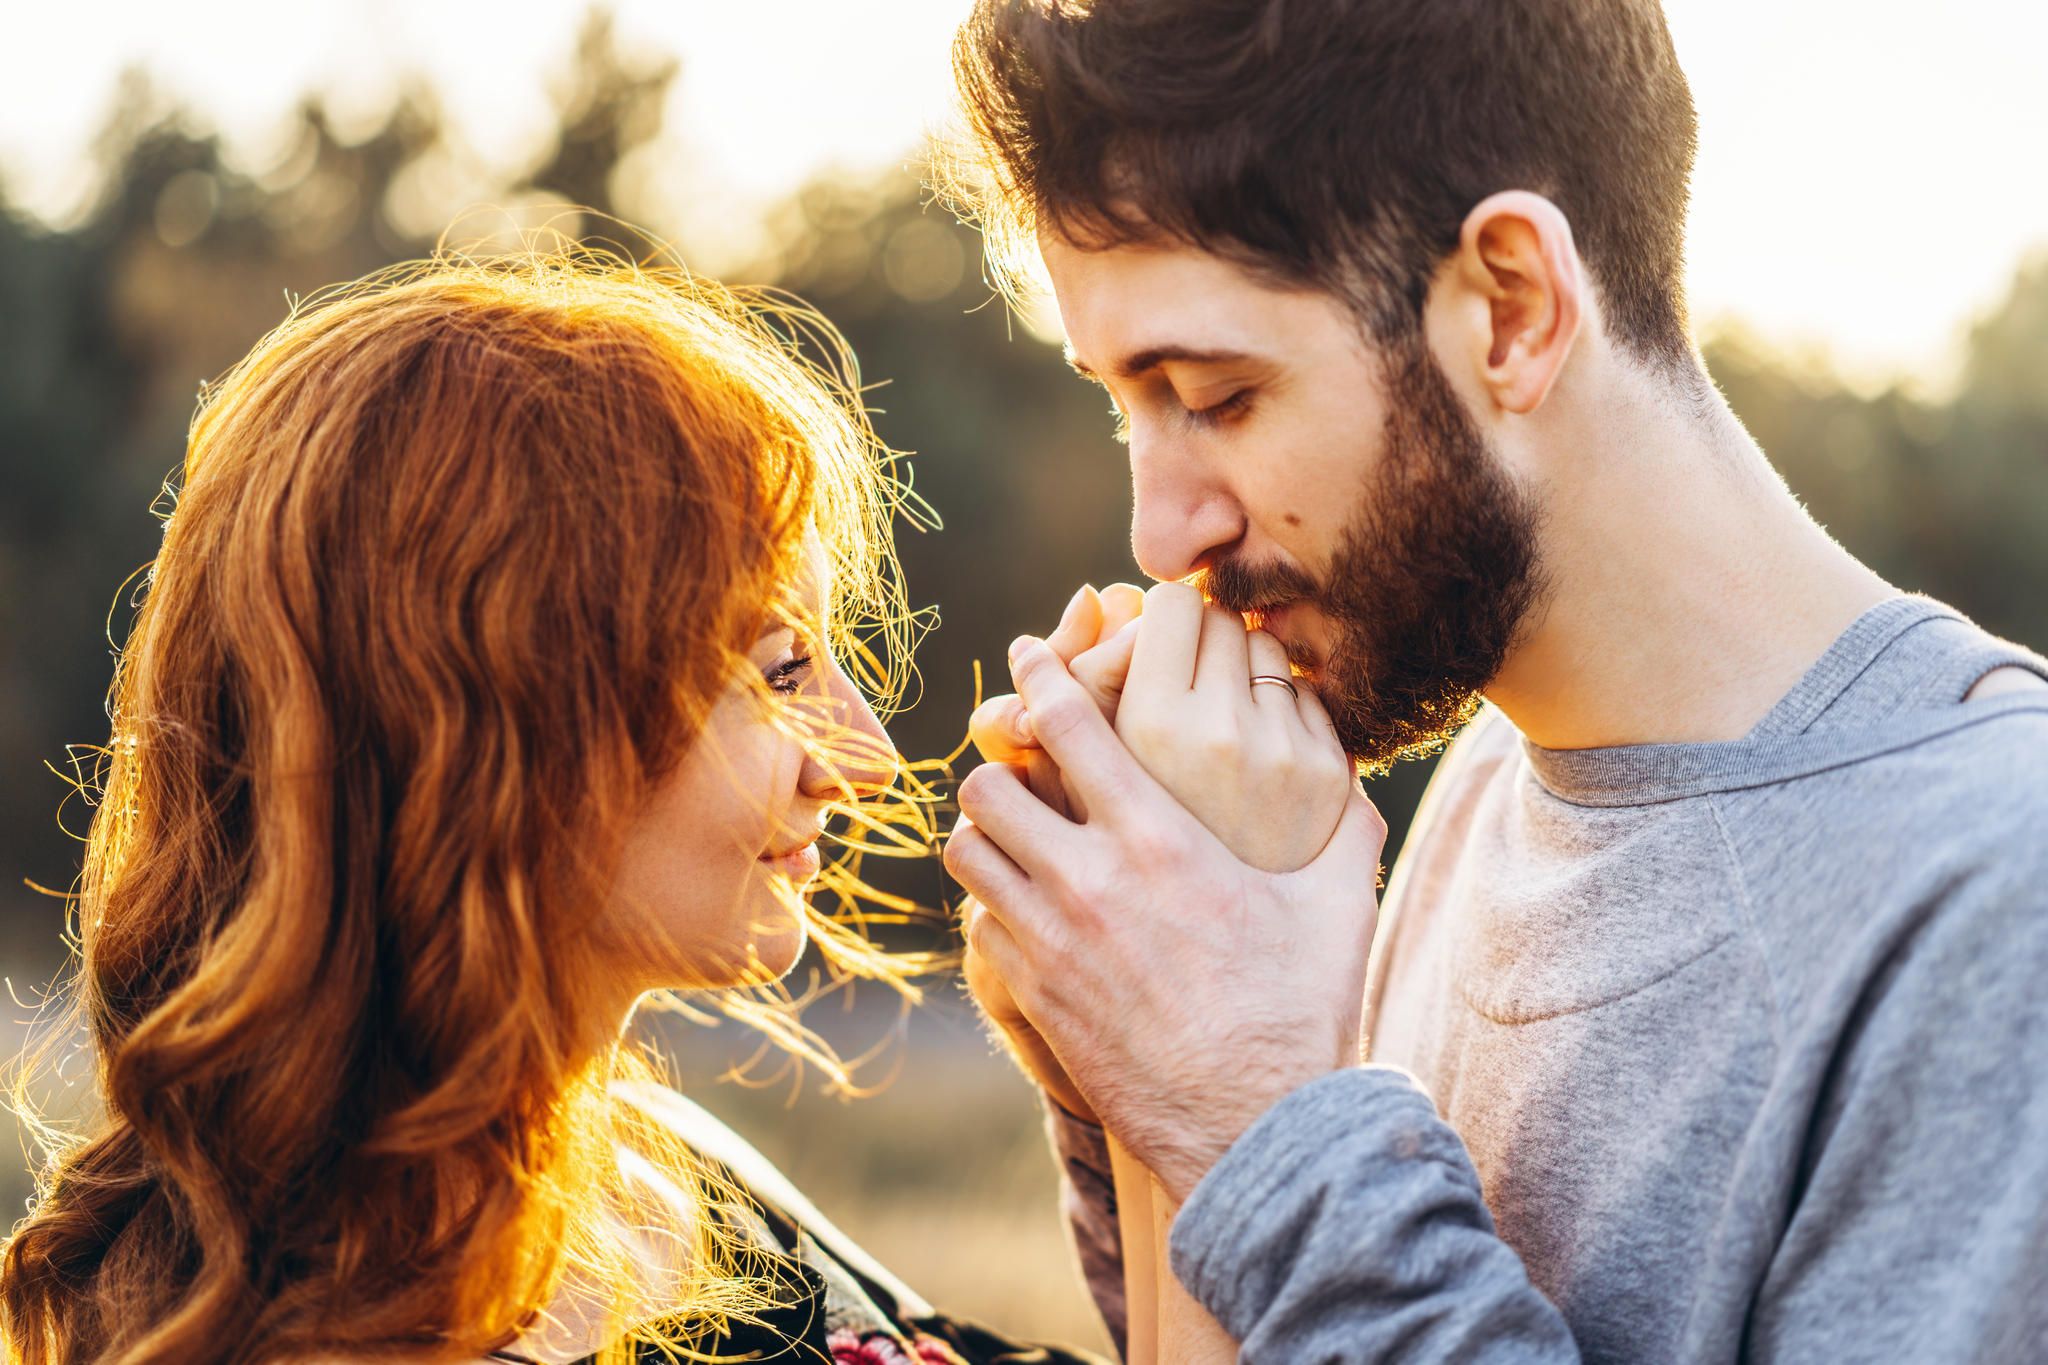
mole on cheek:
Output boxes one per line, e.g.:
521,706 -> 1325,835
1284,512 -> 1303,527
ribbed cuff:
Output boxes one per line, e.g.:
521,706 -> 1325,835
1168,1066 -> 1466,1329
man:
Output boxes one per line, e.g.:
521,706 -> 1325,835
937,0 -> 2048,1360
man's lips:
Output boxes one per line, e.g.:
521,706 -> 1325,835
1246,599 -> 1305,639
1241,601 -> 1325,677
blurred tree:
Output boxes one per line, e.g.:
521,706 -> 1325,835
524,9 -> 677,224
1706,255 -> 2048,653
2,0 -> 2043,1093
0,12 -> 2043,1342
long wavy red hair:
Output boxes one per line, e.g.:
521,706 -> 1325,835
1,247 -> 938,1363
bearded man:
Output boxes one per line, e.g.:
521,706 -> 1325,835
938,1 -> 2048,1361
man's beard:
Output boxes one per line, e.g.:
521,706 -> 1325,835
1201,339 -> 1545,772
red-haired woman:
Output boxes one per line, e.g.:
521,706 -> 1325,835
0,252 -> 1098,1365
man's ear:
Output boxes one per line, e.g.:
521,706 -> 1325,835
1438,191 -> 1585,415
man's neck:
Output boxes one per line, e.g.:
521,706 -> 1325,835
1485,374 -> 1894,752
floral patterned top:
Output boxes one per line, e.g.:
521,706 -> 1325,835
484,1085 -> 1106,1365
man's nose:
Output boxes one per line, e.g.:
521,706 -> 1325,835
1128,433 -> 1244,583
798,658 -> 898,800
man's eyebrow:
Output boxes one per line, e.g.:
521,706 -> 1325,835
1065,344 -> 1258,382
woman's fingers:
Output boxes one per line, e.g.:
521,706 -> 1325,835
978,582 -> 1136,764
1071,617 -> 1141,722
1007,638 -> 1154,823
1193,603 -> 1251,694
1126,583 -> 1204,699
1096,582 -> 1146,640
1044,584 -> 1105,664
1245,629 -> 1296,709
975,579 -> 1099,765
969,692 -> 1035,764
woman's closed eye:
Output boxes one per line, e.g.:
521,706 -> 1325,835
764,654 -> 815,695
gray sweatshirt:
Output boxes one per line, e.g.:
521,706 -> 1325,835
1051,595 -> 2048,1362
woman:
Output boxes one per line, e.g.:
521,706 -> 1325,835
0,248 -> 1094,1364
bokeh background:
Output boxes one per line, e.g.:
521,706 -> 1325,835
3,2 -> 2045,1353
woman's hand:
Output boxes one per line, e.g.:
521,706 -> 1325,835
989,581 -> 1355,874
1109,583 -> 1354,873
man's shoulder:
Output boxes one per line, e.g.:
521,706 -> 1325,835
1428,701 -> 1520,789
1392,704 -> 1521,849
1724,689 -> 2048,1011
1795,685 -> 2048,852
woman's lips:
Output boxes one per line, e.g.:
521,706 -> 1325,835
759,840 -> 822,882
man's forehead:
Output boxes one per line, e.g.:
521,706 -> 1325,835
1041,237 -> 1312,376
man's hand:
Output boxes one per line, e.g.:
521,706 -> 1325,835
969,583 -> 1144,820
958,903 -> 1096,1120
956,582 -> 1144,1122
944,627 -> 1386,1203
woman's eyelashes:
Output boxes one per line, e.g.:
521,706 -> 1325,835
764,654 -> 815,695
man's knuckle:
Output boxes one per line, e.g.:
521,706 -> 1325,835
956,763 -> 1007,813
946,849 -> 989,897
1124,824 -> 1180,870
1032,692 -> 1090,740
964,905 -> 996,956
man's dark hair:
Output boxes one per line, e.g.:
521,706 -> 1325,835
949,0 -> 1701,370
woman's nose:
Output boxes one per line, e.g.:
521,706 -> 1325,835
798,656 -> 898,799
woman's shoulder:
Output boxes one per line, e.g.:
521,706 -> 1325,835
610,1081 -> 936,1319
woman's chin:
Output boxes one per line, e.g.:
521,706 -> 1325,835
750,925 -> 808,982
630,894 -> 810,990
720,914 -> 808,987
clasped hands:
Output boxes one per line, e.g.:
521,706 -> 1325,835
944,582 -> 1388,1203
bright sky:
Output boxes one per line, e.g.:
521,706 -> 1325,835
4,0 -> 2045,393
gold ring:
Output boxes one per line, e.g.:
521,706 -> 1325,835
1249,674 -> 1299,699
